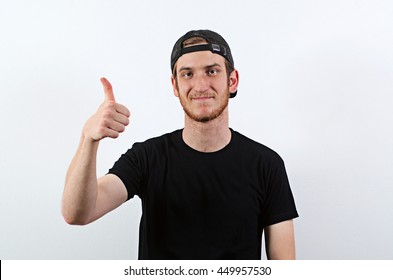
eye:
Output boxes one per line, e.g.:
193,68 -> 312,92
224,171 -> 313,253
207,69 -> 218,76
181,72 -> 193,79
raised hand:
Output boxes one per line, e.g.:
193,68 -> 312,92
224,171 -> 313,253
83,78 -> 131,142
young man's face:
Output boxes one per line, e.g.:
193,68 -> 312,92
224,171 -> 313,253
172,51 -> 238,123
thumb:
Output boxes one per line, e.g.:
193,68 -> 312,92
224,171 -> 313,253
100,77 -> 116,102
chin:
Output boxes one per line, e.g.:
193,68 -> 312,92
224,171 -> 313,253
185,110 -> 224,123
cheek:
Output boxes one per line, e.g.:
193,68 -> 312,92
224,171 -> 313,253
178,82 -> 191,95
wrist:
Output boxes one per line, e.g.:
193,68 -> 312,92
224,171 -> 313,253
80,132 -> 100,147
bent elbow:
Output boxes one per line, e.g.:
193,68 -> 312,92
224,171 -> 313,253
61,206 -> 90,226
62,215 -> 86,226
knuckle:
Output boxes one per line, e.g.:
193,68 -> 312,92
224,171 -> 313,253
106,100 -> 116,107
101,119 -> 110,127
98,127 -> 107,136
102,110 -> 113,119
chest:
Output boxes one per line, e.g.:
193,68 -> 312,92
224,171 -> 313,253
144,152 -> 265,225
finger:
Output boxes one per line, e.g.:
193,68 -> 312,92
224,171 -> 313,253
101,127 -> 120,139
114,103 -> 131,118
113,112 -> 130,126
100,77 -> 116,102
106,119 -> 126,133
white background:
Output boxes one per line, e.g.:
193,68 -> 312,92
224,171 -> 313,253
0,0 -> 392,260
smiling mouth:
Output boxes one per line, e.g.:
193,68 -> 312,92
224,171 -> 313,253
191,96 -> 214,101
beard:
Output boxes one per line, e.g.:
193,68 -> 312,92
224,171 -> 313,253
179,91 -> 230,123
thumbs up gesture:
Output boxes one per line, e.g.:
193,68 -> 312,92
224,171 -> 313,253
83,78 -> 131,142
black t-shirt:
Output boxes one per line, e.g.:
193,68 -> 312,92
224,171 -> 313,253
109,129 -> 298,259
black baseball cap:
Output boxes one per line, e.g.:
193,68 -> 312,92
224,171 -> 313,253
170,29 -> 237,98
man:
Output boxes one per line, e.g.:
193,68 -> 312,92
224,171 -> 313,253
62,29 -> 298,260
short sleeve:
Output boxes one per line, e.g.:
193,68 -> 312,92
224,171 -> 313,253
108,143 -> 147,201
261,157 -> 298,227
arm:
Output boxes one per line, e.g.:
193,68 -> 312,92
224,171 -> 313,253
264,220 -> 296,260
61,78 -> 130,225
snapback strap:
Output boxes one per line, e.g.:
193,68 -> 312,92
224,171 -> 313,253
180,44 -> 227,57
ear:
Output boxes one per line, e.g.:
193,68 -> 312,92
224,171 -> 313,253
229,69 -> 239,94
171,75 -> 179,97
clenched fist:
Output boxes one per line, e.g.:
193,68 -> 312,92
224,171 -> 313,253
83,78 -> 130,142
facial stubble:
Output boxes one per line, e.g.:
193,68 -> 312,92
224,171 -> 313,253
178,90 -> 230,123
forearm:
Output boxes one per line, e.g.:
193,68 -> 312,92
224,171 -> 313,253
62,78 -> 130,225
62,135 -> 100,225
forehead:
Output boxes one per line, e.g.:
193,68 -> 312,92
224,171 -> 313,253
176,50 -> 226,70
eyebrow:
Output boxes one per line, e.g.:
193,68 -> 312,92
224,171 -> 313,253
178,63 -> 223,72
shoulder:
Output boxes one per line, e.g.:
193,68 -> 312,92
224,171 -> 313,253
130,129 -> 182,152
231,129 -> 285,165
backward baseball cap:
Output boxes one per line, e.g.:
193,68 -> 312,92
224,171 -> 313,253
170,29 -> 237,98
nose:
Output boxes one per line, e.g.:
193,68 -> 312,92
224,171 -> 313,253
193,74 -> 210,93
